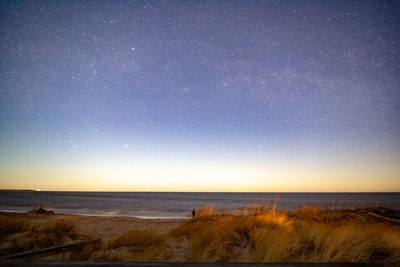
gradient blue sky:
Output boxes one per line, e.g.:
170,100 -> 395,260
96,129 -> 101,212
0,0 -> 399,191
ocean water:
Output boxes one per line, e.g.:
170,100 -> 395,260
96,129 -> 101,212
0,191 -> 399,218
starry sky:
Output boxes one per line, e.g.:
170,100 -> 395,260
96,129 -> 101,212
0,0 -> 399,192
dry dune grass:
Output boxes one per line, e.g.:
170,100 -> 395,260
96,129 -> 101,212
28,204 -> 55,215
86,230 -> 170,261
1,205 -> 399,264
0,218 -> 33,237
91,205 -> 400,263
106,230 -> 168,261
0,218 -> 89,257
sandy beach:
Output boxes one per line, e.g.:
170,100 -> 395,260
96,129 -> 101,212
0,211 -> 187,261
0,212 -> 184,240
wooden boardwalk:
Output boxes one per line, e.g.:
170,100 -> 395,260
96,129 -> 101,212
2,239 -> 101,260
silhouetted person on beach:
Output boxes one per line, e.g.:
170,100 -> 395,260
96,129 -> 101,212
192,209 -> 196,219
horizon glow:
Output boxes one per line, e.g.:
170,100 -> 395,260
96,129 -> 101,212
0,1 -> 399,192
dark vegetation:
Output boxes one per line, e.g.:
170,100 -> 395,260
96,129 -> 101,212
28,205 -> 54,215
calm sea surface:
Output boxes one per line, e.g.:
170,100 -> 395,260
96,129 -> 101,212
0,191 -> 399,218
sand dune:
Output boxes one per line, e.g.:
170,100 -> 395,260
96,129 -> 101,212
1,206 -> 399,263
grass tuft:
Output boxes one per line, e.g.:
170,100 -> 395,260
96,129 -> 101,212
0,218 -> 34,238
0,219 -> 89,257
28,204 -> 54,215
106,230 -> 168,261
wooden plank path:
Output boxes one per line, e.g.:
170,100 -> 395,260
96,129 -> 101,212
367,211 -> 400,224
2,238 -> 101,259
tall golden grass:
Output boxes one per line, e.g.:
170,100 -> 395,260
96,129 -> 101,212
0,218 -> 89,257
0,218 -> 33,237
1,205 -> 399,263
105,230 -> 168,261
92,205 -> 400,263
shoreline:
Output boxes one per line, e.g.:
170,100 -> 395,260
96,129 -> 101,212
0,210 -> 189,220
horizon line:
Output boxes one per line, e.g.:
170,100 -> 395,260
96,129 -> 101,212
0,189 -> 399,193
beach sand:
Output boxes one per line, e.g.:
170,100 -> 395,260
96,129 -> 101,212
0,211 -> 187,261
0,212 -> 184,239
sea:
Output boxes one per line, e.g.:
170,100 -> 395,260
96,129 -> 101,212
0,191 -> 399,219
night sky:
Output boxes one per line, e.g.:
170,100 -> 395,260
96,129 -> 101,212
1,1 -> 399,191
